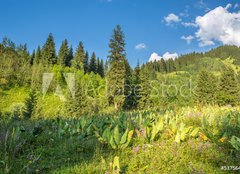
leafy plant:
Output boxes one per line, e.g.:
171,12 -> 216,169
96,125 -> 134,149
229,136 -> 240,150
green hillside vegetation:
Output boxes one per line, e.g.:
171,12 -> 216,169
0,26 -> 240,173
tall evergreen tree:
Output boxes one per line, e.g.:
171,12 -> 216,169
97,59 -> 104,77
132,61 -> 141,108
34,46 -> 42,65
23,90 -> 37,119
83,51 -> 89,74
196,70 -> 217,104
89,52 -> 97,73
58,39 -> 69,66
73,42 -> 84,69
160,58 -> 167,73
66,45 -> 74,67
65,80 -> 87,117
42,33 -> 57,65
217,68 -> 240,106
30,50 -> 35,65
138,67 -> 152,109
107,25 -> 128,110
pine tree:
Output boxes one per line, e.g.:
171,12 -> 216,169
132,61 -> 141,108
97,59 -> 104,77
196,70 -> 217,104
89,52 -> 97,73
73,42 -> 84,69
217,68 -> 240,106
83,51 -> 89,73
107,25 -> 128,110
138,67 -> 151,109
34,46 -> 42,65
160,58 -> 167,73
66,45 -> 74,67
42,33 -> 57,65
123,59 -> 133,109
58,39 -> 69,66
65,80 -> 87,117
23,90 -> 37,119
30,50 -> 35,65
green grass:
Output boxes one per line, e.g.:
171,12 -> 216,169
0,107 -> 239,174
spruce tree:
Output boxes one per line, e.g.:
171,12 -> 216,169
83,51 -> 89,73
138,67 -> 151,109
89,52 -> 97,73
217,68 -> 240,106
132,61 -> 141,108
160,58 -> 167,73
66,45 -> 74,67
42,33 -> 57,65
107,25 -> 128,110
23,90 -> 37,119
34,46 -> 42,65
196,70 -> 217,104
58,39 -> 69,66
65,80 -> 87,117
30,50 -> 35,65
73,42 -> 84,69
97,59 -> 104,77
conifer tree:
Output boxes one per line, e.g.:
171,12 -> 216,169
65,80 -> 87,117
58,39 -> 69,66
34,46 -> 42,65
132,61 -> 141,108
217,68 -> 240,106
83,51 -> 89,73
73,42 -> 84,69
160,58 -> 167,73
66,45 -> 73,67
23,90 -> 37,119
30,50 -> 35,65
97,59 -> 104,77
138,67 -> 151,109
107,25 -> 128,110
89,52 -> 97,73
196,70 -> 217,104
42,33 -> 57,65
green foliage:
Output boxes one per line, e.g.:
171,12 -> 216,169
107,25 -> 130,110
196,70 -> 217,104
83,51 -> 89,73
89,52 -> 97,74
96,125 -> 134,149
65,80 -> 88,118
23,90 -> 37,119
42,33 -> 57,65
72,42 -> 84,70
229,136 -> 240,150
217,67 -> 240,106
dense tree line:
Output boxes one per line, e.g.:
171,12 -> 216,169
1,26 -> 240,118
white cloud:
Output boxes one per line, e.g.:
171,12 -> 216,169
182,22 -> 198,27
149,52 -> 162,62
234,3 -> 239,9
164,13 -> 181,25
181,35 -> 194,44
149,52 -> 178,62
195,4 -> 240,47
135,43 -> 146,50
162,52 -> 178,60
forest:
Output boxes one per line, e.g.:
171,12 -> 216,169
0,25 -> 240,173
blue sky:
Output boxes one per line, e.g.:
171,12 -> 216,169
0,0 -> 240,66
